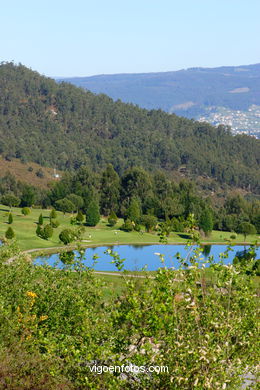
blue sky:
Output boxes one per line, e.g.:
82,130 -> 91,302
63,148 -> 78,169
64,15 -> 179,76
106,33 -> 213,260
1,0 -> 259,77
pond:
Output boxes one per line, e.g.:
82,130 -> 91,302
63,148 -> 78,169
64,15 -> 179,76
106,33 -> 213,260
34,244 -> 260,271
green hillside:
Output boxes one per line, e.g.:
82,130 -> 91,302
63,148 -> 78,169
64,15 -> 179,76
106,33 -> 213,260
0,62 -> 259,192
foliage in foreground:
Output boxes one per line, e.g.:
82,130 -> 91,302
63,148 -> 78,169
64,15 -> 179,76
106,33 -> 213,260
0,241 -> 259,389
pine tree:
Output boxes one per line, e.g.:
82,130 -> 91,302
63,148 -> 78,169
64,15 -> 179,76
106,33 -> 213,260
8,213 -> 13,224
38,213 -> 43,225
50,209 -> 57,219
36,224 -> 42,237
5,227 -> 15,239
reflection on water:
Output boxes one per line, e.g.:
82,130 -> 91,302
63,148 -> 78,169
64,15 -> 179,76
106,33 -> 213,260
201,245 -> 212,258
34,244 -> 260,272
130,244 -> 146,250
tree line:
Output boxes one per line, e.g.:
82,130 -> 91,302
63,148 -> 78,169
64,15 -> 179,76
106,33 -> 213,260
1,165 -> 259,238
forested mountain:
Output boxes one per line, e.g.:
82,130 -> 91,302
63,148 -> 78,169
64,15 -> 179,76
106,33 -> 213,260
59,64 -> 260,116
0,62 -> 259,192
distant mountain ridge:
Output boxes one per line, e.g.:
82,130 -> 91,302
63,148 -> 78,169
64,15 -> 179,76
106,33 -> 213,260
59,64 -> 260,136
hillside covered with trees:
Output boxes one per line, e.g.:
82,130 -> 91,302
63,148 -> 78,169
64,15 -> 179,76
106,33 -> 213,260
0,62 -> 259,192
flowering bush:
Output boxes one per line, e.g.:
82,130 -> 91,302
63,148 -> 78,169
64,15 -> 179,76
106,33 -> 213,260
0,241 -> 258,389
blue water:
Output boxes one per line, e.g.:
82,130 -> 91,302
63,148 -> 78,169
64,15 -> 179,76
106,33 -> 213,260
34,244 -> 260,271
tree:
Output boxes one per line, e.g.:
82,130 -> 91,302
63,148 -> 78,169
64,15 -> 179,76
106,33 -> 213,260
5,227 -> 15,239
59,229 -> 75,245
38,213 -> 44,225
1,193 -> 20,210
55,198 -> 75,215
126,198 -> 141,224
21,207 -> 30,216
236,222 -> 256,241
199,209 -> 214,236
66,194 -> 84,213
142,215 -> 157,232
20,185 -> 35,207
86,200 -> 100,227
42,224 -> 53,240
36,224 -> 42,237
49,209 -> 57,219
36,168 -> 44,178
36,224 -> 53,240
100,164 -> 120,215
76,210 -> 84,224
8,213 -> 13,224
121,167 -> 152,204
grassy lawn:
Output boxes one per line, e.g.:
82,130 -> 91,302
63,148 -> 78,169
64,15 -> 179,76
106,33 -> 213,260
0,204 -> 258,252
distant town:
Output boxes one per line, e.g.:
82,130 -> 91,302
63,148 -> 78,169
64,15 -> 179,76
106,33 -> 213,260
198,105 -> 260,138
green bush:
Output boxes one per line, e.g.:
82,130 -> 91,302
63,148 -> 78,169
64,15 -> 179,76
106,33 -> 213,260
49,209 -> 57,219
50,219 -> 60,228
22,207 -> 31,216
36,224 -> 53,240
120,219 -> 133,232
141,214 -> 157,232
59,250 -> 75,265
5,227 -> 15,240
0,242 -> 258,389
59,229 -> 75,245
76,210 -> 84,224
108,211 -> 118,226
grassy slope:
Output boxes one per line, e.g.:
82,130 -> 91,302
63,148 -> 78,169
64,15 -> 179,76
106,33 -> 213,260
0,156 -> 62,189
0,205 -> 258,252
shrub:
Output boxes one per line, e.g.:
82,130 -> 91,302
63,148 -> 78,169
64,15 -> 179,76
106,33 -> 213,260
59,250 -> 75,265
70,217 -> 77,225
141,215 -> 157,232
50,219 -> 60,228
120,219 -> 133,232
134,224 -> 141,232
36,224 -> 53,240
108,211 -> 118,226
171,217 -> 184,232
42,224 -> 53,240
59,229 -> 75,245
5,227 -> 15,240
22,207 -> 31,216
76,210 -> 84,224
74,226 -> 85,241
49,209 -> 57,219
